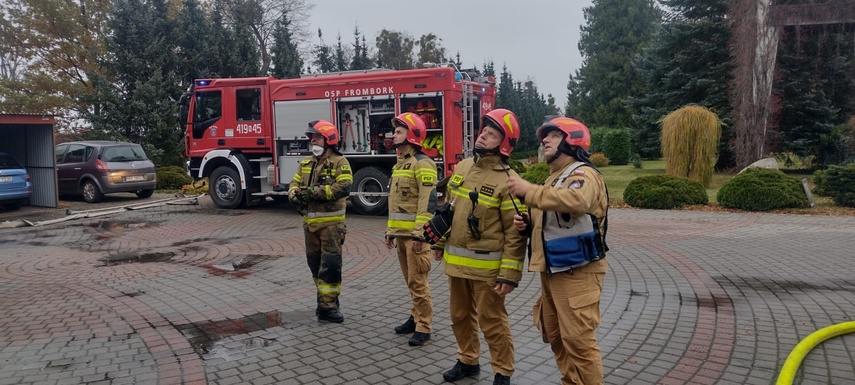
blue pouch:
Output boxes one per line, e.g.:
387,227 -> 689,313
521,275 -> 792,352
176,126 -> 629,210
545,232 -> 596,272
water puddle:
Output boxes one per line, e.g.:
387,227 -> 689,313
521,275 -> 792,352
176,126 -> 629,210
99,251 -> 174,265
90,220 -> 158,231
175,309 -> 314,361
203,254 -> 269,277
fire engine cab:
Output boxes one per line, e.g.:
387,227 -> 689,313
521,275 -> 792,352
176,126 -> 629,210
178,66 -> 496,215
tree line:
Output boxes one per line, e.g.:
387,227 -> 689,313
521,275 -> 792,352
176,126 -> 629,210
568,0 -> 855,170
3,0 -> 852,169
0,0 -> 559,165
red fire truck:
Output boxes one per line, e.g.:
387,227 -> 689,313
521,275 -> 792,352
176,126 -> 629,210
178,66 -> 496,215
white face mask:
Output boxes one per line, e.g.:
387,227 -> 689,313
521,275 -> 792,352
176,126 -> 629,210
311,145 -> 325,157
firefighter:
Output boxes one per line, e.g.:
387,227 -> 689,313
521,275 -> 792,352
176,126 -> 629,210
384,112 -> 437,347
426,108 -> 527,385
288,119 -> 353,323
506,116 -> 609,385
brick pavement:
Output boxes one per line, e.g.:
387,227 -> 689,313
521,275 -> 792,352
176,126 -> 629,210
1,199 -> 854,384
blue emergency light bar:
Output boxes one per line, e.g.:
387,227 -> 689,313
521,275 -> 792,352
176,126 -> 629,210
195,79 -> 211,86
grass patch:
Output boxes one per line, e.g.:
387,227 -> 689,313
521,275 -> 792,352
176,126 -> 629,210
600,160 -> 854,216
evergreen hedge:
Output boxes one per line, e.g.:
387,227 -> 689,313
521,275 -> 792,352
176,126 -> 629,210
813,164 -> 855,207
522,162 -> 550,185
602,129 -> 631,165
156,166 -> 193,190
590,127 -> 607,154
717,168 -> 808,211
624,175 -> 708,209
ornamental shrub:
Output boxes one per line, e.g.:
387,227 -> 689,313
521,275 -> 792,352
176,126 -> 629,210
812,169 -> 831,197
717,168 -> 808,211
602,129 -> 631,165
816,163 -> 855,207
590,152 -> 610,168
661,105 -> 722,187
624,175 -> 708,209
630,153 -> 643,169
156,166 -> 193,190
522,162 -> 550,185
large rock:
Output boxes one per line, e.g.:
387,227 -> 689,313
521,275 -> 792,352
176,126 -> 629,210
739,157 -> 779,174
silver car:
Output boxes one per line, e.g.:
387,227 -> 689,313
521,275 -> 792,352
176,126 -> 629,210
56,141 -> 157,203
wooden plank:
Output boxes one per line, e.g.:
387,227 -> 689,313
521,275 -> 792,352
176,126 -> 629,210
769,2 -> 855,26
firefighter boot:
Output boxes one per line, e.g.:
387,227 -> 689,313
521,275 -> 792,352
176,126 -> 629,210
395,316 -> 416,334
442,360 -> 480,382
493,373 -> 511,385
408,332 -> 430,347
318,308 -> 344,323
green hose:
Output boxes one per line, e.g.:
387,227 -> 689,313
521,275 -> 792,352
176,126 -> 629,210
776,321 -> 855,385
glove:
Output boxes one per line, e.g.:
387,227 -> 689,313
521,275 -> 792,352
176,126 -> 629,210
423,202 -> 453,244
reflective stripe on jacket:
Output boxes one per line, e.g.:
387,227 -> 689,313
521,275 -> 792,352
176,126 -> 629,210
288,152 -> 352,232
386,148 -> 437,239
435,155 -> 527,284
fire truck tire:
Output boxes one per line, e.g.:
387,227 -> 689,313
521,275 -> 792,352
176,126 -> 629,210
210,166 -> 244,209
350,166 -> 389,216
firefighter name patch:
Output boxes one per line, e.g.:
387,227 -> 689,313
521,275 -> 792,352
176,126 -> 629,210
421,174 -> 435,186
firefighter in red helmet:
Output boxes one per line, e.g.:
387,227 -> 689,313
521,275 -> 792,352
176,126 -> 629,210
384,112 -> 437,347
507,116 -> 609,385
289,119 -> 353,323
427,108 -> 527,385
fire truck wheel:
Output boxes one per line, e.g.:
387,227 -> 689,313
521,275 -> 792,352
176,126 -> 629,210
350,166 -> 389,216
210,166 -> 244,209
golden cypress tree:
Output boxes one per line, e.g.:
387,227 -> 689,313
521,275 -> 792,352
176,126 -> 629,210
660,105 -> 722,187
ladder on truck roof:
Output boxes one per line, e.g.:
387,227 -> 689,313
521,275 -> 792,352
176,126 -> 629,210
461,80 -> 476,159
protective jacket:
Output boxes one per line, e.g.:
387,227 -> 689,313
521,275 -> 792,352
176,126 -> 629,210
386,147 -> 438,239
435,155 -> 527,285
289,152 -> 353,232
525,156 -> 608,274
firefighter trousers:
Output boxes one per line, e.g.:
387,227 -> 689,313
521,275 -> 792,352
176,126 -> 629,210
448,276 -> 514,377
304,224 -> 344,310
534,271 -> 605,385
396,238 -> 433,333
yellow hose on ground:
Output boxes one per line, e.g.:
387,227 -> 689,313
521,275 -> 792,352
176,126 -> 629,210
776,321 -> 855,385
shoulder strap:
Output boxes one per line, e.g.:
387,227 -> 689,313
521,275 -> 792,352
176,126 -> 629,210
551,161 -> 587,187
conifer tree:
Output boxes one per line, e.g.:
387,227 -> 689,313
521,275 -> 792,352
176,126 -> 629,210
270,9 -> 302,79
334,33 -> 349,72
566,0 -> 660,128
349,26 -> 372,70
313,29 -> 335,73
629,0 -> 732,167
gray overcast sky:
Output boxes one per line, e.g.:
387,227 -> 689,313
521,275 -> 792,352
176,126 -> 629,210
306,0 -> 592,109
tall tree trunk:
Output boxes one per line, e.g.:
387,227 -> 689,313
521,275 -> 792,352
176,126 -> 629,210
729,0 -> 779,169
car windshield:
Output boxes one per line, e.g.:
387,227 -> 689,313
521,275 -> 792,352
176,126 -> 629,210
0,154 -> 23,169
101,145 -> 148,162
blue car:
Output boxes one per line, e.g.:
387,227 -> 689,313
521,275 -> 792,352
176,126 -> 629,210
0,152 -> 32,210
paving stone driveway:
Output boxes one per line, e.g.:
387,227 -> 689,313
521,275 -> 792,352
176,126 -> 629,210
1,197 -> 853,384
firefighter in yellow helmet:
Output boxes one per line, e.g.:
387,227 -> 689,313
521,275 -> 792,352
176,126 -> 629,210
507,116 -> 609,385
384,112 -> 437,347
288,119 -> 353,323
426,108 -> 527,385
